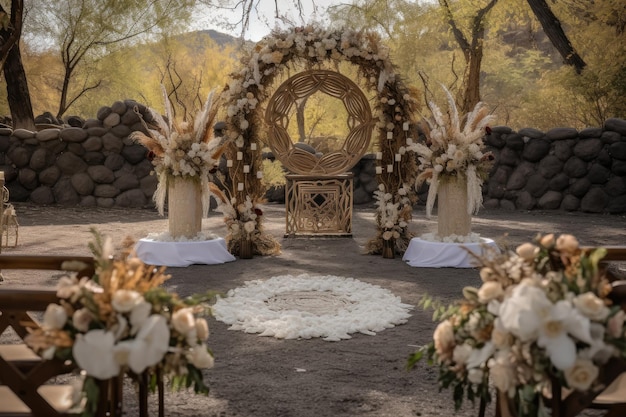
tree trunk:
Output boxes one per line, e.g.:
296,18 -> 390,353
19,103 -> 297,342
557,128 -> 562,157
3,43 -> 35,130
526,0 -> 586,74
440,0 -> 497,114
296,96 -> 309,142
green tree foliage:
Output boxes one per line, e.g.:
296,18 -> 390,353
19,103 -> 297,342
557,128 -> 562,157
22,0 -> 197,118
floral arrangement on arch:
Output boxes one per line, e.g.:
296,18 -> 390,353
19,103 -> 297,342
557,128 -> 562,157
408,233 -> 626,417
25,230 -> 215,416
208,183 -> 278,256
406,85 -> 495,220
130,86 -> 230,215
370,183 -> 414,253
219,25 -> 420,255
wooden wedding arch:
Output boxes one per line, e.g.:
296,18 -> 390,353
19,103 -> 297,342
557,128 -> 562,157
218,26 -> 420,256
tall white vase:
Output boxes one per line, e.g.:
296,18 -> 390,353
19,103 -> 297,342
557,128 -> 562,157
168,176 -> 202,239
437,175 -> 471,238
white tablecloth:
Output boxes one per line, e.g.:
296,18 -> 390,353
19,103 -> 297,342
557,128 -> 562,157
134,237 -> 236,267
402,237 -> 499,268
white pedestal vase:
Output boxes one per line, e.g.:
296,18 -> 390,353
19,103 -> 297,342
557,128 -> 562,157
167,176 -> 203,239
437,175 -> 471,238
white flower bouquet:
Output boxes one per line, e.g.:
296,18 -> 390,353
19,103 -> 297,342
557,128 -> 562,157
409,233 -> 626,417
25,230 -> 215,416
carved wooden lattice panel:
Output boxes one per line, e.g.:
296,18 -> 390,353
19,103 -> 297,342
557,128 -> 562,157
286,175 -> 353,236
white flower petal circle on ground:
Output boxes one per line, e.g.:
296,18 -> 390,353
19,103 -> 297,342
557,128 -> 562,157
212,274 -> 413,342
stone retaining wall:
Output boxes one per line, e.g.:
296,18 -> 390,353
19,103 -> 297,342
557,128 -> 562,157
1,102 -> 625,214
0,100 -> 157,208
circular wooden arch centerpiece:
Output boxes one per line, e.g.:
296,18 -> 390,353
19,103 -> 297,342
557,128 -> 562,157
265,69 -> 374,176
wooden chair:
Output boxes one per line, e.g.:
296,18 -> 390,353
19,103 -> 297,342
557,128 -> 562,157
495,247 -> 626,417
0,254 -> 164,417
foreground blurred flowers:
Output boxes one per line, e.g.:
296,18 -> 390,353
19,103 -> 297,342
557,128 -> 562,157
25,229 -> 215,416
408,233 -> 625,416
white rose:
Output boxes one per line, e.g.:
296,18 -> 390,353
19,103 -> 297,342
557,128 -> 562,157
467,368 -> 484,384
43,304 -> 68,330
73,330 -> 120,379
72,308 -> 93,332
573,292 -> 610,321
452,343 -> 472,365
186,343 -> 214,369
195,318 -> 210,341
111,289 -> 142,313
564,358 -> 599,391
478,281 -> 504,303
243,221 -> 256,233
172,308 -> 196,335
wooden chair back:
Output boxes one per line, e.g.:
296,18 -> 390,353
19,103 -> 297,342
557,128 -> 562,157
0,254 -> 113,417
0,254 -> 166,417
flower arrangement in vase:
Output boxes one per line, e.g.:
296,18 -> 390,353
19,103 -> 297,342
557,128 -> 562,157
407,85 -> 495,241
25,230 -> 215,416
130,86 -> 230,239
408,233 -> 626,417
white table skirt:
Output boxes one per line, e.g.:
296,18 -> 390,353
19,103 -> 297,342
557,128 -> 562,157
402,237 -> 499,268
134,237 -> 236,267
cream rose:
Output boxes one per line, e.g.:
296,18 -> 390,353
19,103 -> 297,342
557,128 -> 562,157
195,318 -> 209,341
111,289 -> 142,313
573,292 -> 610,321
488,351 -> 517,393
187,343 -> 215,369
478,281 -> 504,303
479,267 -> 496,282
564,358 -> 599,391
556,234 -> 579,253
515,243 -> 538,262
172,307 -> 196,335
433,320 -> 455,361
607,310 -> 625,338
540,234 -> 555,248
43,304 -> 68,330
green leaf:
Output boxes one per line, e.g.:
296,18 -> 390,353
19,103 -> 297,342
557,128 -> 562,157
407,350 -> 424,369
81,376 -> 100,417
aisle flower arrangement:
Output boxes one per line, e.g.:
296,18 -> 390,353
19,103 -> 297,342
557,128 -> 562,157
409,233 -> 626,417
407,86 -> 495,220
130,86 -> 230,216
25,230 -> 215,416
208,183 -> 277,256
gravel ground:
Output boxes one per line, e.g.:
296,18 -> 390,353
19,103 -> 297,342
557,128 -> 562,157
1,202 -> 625,417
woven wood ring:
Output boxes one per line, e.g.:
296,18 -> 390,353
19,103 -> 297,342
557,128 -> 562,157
265,69 -> 374,175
